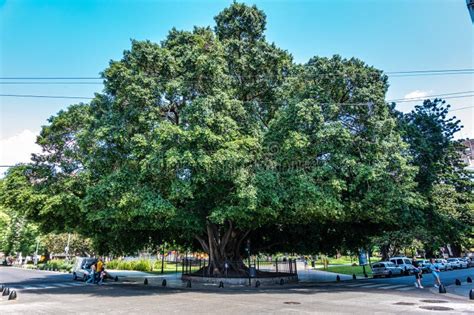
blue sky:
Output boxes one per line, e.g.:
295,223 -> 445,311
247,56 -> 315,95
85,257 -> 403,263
0,0 -> 473,167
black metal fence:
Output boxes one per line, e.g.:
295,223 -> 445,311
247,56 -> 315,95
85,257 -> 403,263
182,258 -> 297,278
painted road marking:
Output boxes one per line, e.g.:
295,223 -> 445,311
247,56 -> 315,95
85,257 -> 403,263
361,283 -> 389,288
379,284 -> 409,290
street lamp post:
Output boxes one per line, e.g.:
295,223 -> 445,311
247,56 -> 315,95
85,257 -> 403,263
161,245 -> 165,274
246,239 -> 251,286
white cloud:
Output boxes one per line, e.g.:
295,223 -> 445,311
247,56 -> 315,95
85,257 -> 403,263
0,129 -> 41,166
403,90 -> 431,100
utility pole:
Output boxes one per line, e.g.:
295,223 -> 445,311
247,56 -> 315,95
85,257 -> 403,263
246,239 -> 251,286
161,245 -> 165,274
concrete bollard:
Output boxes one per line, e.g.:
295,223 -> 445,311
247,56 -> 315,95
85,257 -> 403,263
144,278 -> 148,285
455,279 -> 461,286
219,281 -> 224,288
186,280 -> 192,288
467,276 -> 472,283
439,284 -> 446,294
2,287 -> 10,296
255,280 -> 260,288
162,279 -> 167,287
8,290 -> 17,300
470,289 -> 474,300
336,275 -> 341,282
352,274 -> 356,280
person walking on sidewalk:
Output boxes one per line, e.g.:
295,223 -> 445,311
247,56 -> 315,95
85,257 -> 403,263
412,258 -> 423,288
428,258 -> 442,288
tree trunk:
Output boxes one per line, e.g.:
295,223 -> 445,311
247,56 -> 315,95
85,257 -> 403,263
195,221 -> 250,277
380,244 -> 390,261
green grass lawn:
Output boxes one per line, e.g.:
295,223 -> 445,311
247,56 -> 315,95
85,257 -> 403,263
322,256 -> 358,265
310,255 -> 380,267
324,265 -> 373,277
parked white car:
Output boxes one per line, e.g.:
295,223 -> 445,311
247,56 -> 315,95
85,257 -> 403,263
435,259 -> 452,271
461,257 -> 473,267
72,257 -> 97,281
389,257 -> 415,274
447,258 -> 468,269
418,259 -> 433,273
371,261 -> 403,278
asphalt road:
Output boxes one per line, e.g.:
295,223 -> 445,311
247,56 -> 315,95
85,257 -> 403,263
1,266 -> 473,314
0,267 -> 72,286
360,267 -> 474,288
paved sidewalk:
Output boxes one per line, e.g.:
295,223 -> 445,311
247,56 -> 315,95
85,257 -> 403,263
298,268 -> 361,282
444,282 -> 473,300
107,268 -> 360,284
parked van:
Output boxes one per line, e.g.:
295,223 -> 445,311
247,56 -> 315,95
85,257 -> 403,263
388,256 -> 415,274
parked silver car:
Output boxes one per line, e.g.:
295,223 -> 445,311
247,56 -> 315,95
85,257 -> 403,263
435,259 -> 453,271
72,257 -> 97,281
371,261 -> 403,278
447,258 -> 468,269
417,259 -> 432,273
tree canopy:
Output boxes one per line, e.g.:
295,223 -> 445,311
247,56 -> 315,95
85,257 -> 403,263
0,3 -> 471,273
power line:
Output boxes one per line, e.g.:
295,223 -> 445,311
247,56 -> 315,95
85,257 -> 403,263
0,82 -> 103,85
0,94 -> 94,100
385,68 -> 474,74
450,105 -> 474,112
388,91 -> 474,102
0,91 -> 473,103
0,68 -> 473,81
392,94 -> 474,103
0,77 -> 102,80
388,72 -> 474,77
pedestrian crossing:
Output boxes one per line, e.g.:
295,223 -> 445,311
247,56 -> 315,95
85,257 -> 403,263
8,281 -> 87,291
6,279 -> 423,292
334,281 -> 418,292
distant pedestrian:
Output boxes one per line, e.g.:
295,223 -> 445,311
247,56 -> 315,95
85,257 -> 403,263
86,263 -> 97,284
429,258 -> 442,288
412,258 -> 423,288
97,258 -> 104,275
97,266 -> 106,285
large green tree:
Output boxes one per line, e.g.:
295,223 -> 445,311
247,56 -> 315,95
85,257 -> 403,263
396,99 -> 473,256
0,177 -> 40,257
1,3 -> 429,275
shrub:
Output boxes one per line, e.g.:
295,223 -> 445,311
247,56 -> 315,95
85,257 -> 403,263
106,260 -> 119,270
105,259 -> 153,272
38,259 -> 73,272
132,260 -> 152,272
